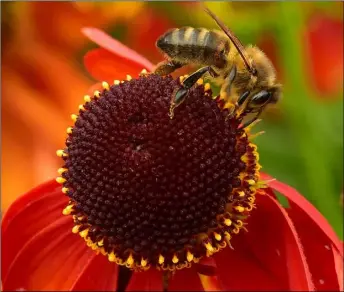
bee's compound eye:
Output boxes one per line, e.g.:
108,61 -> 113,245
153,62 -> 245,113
250,90 -> 271,107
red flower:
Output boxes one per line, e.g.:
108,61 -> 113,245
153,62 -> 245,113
305,13 -> 343,96
2,28 -> 342,291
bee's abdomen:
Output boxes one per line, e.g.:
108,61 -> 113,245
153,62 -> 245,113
156,27 -> 224,64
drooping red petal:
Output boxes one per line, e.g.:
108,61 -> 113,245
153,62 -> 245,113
262,174 -> 343,291
126,269 -> 163,291
2,180 -> 68,280
195,257 -> 222,291
127,267 -> 204,291
169,267 -> 204,291
2,180 -> 97,290
195,257 -> 217,276
198,274 -> 222,291
70,254 -> 118,291
82,27 -> 154,73
286,203 -> 343,291
84,48 -> 149,83
261,172 -> 343,256
332,244 -> 344,291
214,192 -> 314,291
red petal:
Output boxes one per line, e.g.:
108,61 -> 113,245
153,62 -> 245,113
195,258 -> 222,291
3,216 -> 94,290
198,274 -> 222,291
84,48 -> 149,83
195,257 -> 217,276
2,180 -> 68,280
261,172 -> 343,256
169,268 -> 204,291
82,27 -> 154,73
86,81 -> 103,96
214,193 -> 314,290
286,204 -> 343,291
262,174 -> 343,290
332,245 -> 344,291
127,267 -> 204,291
71,254 -> 118,291
2,180 -> 96,290
126,269 -> 162,291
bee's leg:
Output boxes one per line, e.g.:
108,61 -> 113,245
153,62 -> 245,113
154,60 -> 184,76
181,66 -> 212,89
220,65 -> 237,114
169,66 -> 212,118
207,66 -> 219,78
238,107 -> 264,129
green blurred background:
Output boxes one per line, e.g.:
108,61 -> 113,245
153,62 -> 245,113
2,2 -> 343,236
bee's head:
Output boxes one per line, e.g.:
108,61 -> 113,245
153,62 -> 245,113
237,46 -> 281,111
244,46 -> 278,87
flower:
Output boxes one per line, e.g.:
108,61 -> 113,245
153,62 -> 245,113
305,13 -> 343,97
2,28 -> 343,291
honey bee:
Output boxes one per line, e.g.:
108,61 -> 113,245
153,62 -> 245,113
154,6 -> 282,128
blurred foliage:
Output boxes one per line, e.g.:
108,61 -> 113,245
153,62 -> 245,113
2,2 -> 343,237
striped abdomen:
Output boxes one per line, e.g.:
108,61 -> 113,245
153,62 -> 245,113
156,27 -> 230,69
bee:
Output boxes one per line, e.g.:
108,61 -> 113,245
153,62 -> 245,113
154,6 -> 282,128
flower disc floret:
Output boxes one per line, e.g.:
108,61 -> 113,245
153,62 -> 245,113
56,73 -> 261,271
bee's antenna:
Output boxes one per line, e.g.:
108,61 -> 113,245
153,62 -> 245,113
203,5 -> 256,75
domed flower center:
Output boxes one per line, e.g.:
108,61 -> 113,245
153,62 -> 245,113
57,73 -> 261,271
